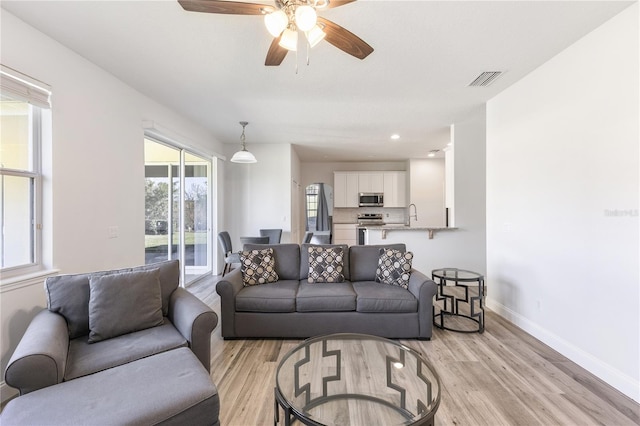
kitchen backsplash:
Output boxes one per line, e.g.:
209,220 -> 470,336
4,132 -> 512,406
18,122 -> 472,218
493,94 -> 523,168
333,207 -> 406,224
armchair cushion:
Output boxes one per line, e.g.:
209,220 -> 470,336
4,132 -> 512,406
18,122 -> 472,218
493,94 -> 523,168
88,268 -> 164,343
65,321 -> 187,380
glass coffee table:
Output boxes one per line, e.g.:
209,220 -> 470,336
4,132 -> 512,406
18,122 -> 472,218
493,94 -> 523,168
274,333 -> 441,426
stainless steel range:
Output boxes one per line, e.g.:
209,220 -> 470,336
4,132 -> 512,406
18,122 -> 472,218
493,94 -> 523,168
357,213 -> 385,245
357,213 -> 385,226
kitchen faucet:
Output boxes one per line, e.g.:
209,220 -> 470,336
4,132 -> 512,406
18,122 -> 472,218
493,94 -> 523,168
408,203 -> 418,226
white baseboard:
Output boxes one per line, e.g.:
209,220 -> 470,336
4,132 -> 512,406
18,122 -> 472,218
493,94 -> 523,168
1,380 -> 18,406
486,297 -> 640,403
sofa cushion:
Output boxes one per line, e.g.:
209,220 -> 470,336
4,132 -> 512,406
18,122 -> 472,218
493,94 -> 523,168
88,269 -> 164,343
307,246 -> 345,283
296,282 -> 356,312
236,280 -> 299,313
301,244 -> 350,281
240,248 -> 279,286
352,281 -> 418,313
45,260 -> 180,339
349,244 -> 406,282
65,320 -> 188,381
244,243 -> 300,280
375,248 -> 413,289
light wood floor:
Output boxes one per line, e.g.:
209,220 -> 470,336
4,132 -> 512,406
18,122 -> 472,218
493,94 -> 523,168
188,275 -> 640,426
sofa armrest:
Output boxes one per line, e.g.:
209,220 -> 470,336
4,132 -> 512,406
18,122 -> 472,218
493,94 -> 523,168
407,269 -> 438,339
169,287 -> 218,373
4,310 -> 69,395
215,267 -> 243,338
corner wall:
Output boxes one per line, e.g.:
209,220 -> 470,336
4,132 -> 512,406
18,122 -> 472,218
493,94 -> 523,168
486,3 -> 639,400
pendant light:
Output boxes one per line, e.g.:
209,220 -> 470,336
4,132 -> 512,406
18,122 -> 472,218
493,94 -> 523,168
230,121 -> 257,164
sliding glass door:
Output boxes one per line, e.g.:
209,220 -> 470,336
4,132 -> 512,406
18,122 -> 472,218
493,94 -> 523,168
183,152 -> 211,283
144,138 -> 213,285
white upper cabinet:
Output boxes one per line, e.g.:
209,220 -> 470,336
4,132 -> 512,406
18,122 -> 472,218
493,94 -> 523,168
383,171 -> 406,208
335,171 -> 405,208
334,172 -> 359,207
358,172 -> 384,193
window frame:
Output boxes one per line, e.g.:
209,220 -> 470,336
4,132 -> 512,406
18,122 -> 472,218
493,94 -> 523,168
0,67 -> 49,280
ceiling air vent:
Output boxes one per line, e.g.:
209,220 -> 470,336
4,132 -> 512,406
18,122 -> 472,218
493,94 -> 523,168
468,71 -> 503,87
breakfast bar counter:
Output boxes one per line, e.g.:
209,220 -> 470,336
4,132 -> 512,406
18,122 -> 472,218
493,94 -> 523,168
363,224 -> 457,240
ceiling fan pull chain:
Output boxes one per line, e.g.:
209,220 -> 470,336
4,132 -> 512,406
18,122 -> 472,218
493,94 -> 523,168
306,41 -> 310,66
295,48 -> 299,74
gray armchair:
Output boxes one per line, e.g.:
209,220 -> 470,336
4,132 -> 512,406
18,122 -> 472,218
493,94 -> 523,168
4,260 -> 217,396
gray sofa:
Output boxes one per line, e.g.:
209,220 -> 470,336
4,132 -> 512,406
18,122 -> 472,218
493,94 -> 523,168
217,243 -> 437,340
2,260 -> 220,425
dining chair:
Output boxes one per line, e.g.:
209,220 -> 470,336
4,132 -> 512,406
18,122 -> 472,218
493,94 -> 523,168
311,231 -> 331,244
240,236 -> 270,247
259,228 -> 282,244
217,231 -> 240,276
302,231 -> 313,244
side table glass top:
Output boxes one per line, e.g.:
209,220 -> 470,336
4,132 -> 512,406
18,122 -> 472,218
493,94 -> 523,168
275,333 -> 441,426
432,268 -> 484,281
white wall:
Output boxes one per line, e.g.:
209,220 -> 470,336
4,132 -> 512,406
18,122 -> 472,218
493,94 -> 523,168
408,158 -> 445,227
486,4 -> 639,401
223,143 -> 292,250
1,11 -> 223,402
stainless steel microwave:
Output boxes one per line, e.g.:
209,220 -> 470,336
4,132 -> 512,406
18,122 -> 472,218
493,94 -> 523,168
359,193 -> 384,207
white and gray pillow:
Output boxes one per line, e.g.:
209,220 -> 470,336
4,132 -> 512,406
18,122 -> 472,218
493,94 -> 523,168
308,246 -> 345,283
240,248 -> 279,286
375,248 -> 413,289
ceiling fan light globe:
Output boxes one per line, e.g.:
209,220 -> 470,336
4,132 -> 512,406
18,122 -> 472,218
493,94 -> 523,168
230,149 -> 257,163
295,5 -> 317,31
264,10 -> 288,37
279,28 -> 298,51
306,25 -> 326,47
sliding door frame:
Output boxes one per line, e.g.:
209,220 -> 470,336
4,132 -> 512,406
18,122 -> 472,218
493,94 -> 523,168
144,133 -> 216,286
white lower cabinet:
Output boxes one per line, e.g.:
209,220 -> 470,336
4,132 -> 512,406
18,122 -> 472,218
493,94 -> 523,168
333,223 -> 357,246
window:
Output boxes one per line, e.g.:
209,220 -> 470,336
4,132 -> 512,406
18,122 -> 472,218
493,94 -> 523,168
0,67 -> 51,277
305,184 -> 319,231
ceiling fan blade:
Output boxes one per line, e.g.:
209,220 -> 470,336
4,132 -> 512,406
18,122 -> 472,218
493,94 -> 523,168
265,36 -> 288,66
178,0 -> 273,15
317,17 -> 373,60
325,0 -> 357,9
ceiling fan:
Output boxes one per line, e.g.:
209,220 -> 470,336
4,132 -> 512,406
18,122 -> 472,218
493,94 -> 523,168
178,0 -> 374,66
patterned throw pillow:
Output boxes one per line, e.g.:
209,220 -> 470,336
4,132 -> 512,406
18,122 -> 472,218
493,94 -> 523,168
308,246 -> 345,283
375,248 -> 413,289
240,248 -> 279,286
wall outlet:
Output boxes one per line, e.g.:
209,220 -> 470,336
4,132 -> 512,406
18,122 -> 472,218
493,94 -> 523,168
108,226 -> 119,239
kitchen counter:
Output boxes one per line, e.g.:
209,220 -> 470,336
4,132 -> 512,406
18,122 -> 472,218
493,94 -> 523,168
361,224 -> 457,239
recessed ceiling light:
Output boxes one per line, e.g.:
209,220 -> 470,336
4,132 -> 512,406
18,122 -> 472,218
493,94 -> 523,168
390,134 -> 400,140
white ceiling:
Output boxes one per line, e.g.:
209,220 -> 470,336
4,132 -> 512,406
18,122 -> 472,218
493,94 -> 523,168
2,0 -> 633,161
